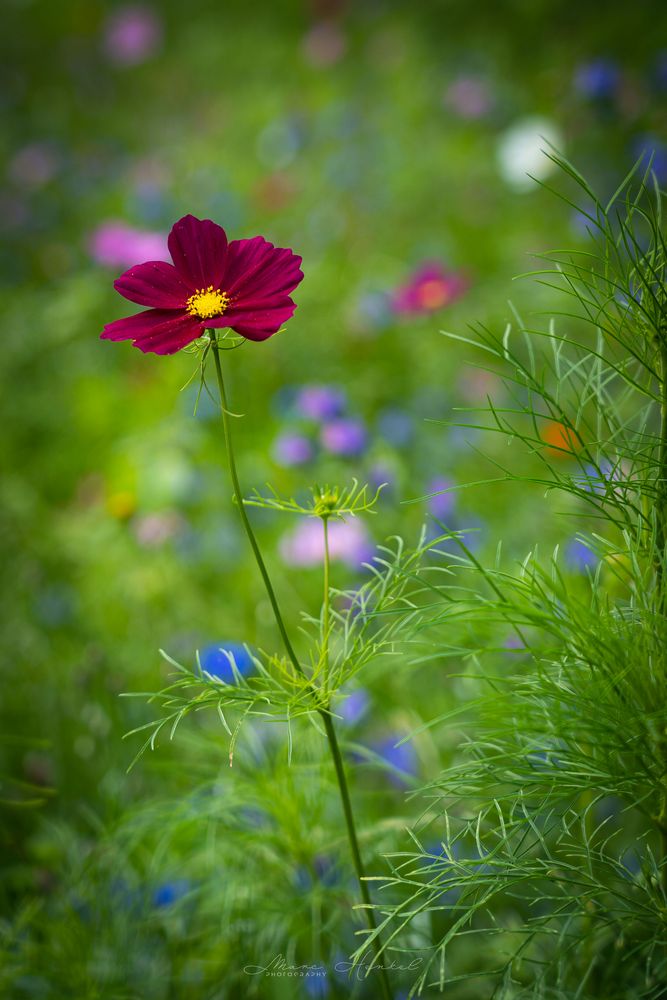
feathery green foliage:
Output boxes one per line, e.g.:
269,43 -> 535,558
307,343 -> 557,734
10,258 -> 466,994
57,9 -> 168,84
352,156 -> 667,998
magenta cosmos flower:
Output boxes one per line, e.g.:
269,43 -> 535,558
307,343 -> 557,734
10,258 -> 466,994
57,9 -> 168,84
101,214 -> 304,354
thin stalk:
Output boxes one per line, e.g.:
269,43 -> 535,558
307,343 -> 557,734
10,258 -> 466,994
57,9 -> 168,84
657,339 -> 667,898
210,337 -> 303,678
209,336 -> 392,999
656,341 -> 667,613
322,517 -> 331,699
320,711 -> 393,1000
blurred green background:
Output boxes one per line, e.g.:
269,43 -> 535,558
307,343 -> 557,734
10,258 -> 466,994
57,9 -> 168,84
1,1 -> 666,996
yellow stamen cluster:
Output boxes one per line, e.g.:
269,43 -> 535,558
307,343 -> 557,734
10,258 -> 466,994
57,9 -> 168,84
186,286 -> 230,319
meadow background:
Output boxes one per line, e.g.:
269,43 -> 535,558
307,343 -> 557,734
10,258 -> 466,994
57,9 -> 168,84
1,1 -> 666,997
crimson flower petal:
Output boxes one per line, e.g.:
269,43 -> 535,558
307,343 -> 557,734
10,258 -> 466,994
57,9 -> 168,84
101,309 -> 203,355
224,237 -> 303,299
168,215 -> 228,289
208,296 -> 297,341
114,261 -> 193,308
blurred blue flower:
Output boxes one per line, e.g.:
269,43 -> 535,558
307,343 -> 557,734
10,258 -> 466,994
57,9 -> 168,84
578,460 -> 617,495
351,290 -> 394,334
338,688 -> 370,725
295,855 -> 339,891
373,735 -> 417,785
377,407 -> 414,447
153,879 -> 190,908
256,116 -> 305,170
272,431 -> 315,467
295,384 -> 346,422
200,642 -> 254,682
654,50 -> 667,92
565,539 -> 597,572
304,963 -> 330,998
574,59 -> 620,100
620,849 -> 641,878
320,418 -> 368,457
34,585 -> 75,628
632,136 -> 667,184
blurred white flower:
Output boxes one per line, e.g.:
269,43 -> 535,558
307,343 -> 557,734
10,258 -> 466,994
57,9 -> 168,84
496,117 -> 563,191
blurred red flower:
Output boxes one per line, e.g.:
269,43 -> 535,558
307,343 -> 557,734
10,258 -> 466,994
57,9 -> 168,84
541,420 -> 582,458
392,262 -> 468,316
101,215 -> 303,355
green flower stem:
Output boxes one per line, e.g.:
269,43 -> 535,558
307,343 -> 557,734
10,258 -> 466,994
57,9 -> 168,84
657,339 -> 667,899
657,341 -> 667,612
210,338 -> 303,678
322,517 -> 331,699
209,336 -> 392,1000
320,711 -> 392,1000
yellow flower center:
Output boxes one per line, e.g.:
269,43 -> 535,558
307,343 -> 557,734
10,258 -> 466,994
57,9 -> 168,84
186,286 -> 230,319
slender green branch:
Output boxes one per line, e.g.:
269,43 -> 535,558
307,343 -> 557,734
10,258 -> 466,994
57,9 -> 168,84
209,336 -> 303,678
320,711 -> 393,1000
656,340 -> 667,613
657,338 -> 667,899
209,333 -> 392,999
322,517 -> 331,698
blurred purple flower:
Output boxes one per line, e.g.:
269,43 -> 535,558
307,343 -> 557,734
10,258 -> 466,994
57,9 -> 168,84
392,262 -> 468,316
295,384 -> 346,421
444,75 -> 494,119
426,477 -> 455,521
201,642 -> 254,683
574,59 -> 620,100
504,633 -> 527,652
368,461 -> 395,494
103,5 -> 163,67
372,734 -> 418,786
565,539 -> 597,572
320,418 -> 367,457
280,518 -> 373,569
338,688 -> 370,725
89,221 -> 169,268
8,142 -> 59,189
272,432 -> 314,467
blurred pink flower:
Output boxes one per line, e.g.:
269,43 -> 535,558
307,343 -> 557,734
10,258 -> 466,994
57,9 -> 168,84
279,518 -> 373,569
392,262 -> 468,316
133,511 -> 185,547
103,5 -> 162,66
89,221 -> 169,269
444,76 -> 494,119
302,22 -> 346,67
